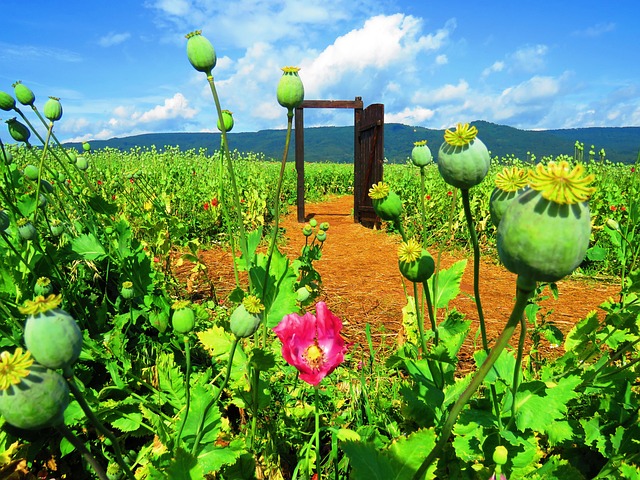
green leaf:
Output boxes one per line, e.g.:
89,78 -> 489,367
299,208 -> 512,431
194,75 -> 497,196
179,384 -> 222,451
342,428 -> 437,480
111,412 -> 143,432
165,448 -> 203,480
564,311 -> 600,356
197,438 -> 246,476
17,193 -> 36,217
514,375 -> 582,434
474,348 -> 516,387
430,260 -> 467,309
156,351 -> 186,409
197,326 -> 248,388
249,347 -> 276,371
71,233 -> 107,261
88,194 -> 118,215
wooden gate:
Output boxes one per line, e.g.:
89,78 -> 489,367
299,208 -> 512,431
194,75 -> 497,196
294,98 -> 384,226
354,103 -> 384,226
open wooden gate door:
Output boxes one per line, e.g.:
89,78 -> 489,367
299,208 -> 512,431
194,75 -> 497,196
354,103 -> 384,227
294,98 -> 384,227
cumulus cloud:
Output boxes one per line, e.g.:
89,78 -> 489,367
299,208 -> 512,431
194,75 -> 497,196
303,14 -> 454,96
136,93 -> 198,122
482,61 -> 505,77
412,80 -> 470,106
385,106 -> 435,124
98,32 -> 131,47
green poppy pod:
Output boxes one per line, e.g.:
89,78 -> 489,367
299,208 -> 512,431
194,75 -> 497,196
185,30 -> 217,76
23,165 -> 39,181
489,166 -> 529,227
398,239 -> 435,283
411,140 -> 432,168
82,142 -> 91,152
0,91 -> 16,111
172,301 -> 196,334
24,304 -> 83,370
49,220 -> 64,237
1,149 -> 13,165
277,67 -> 304,111
230,304 -> 261,338
0,363 -> 69,430
6,118 -> 30,143
0,209 -> 9,231
12,81 -> 35,106
217,110 -> 234,132
120,281 -> 134,300
497,161 -> 595,284
17,218 -> 36,240
437,123 -> 490,190
76,155 -> 89,171
369,182 -> 402,221
43,97 -> 63,122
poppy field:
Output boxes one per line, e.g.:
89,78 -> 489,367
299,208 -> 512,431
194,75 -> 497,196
0,30 -> 640,479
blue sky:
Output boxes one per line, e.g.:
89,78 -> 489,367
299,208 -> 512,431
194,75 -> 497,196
2,0 -> 639,142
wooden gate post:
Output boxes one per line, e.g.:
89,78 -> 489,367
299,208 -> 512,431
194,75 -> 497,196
295,96 -> 383,225
295,106 -> 305,222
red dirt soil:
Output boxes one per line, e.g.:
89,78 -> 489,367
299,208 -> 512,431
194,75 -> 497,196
192,195 -> 619,366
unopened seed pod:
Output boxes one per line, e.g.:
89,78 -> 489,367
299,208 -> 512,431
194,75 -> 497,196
43,97 -> 63,122
6,118 -> 31,143
217,110 -> 234,132
12,81 -> 35,106
277,67 -> 304,110
185,30 -> 217,76
0,91 -> 16,111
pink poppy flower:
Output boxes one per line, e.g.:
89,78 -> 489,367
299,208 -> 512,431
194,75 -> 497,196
273,302 -> 347,386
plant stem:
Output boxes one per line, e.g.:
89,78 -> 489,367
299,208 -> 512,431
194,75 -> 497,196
62,367 -> 136,480
422,280 -> 438,346
460,189 -> 488,351
261,110 -> 295,343
315,385 -> 322,480
418,167 -> 428,247
206,76 -> 251,287
192,337 -> 239,455
56,424 -> 108,480
507,314 -> 527,429
412,281 -> 534,479
175,336 -> 192,453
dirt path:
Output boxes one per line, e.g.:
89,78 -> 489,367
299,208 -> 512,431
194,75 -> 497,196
195,195 -> 619,365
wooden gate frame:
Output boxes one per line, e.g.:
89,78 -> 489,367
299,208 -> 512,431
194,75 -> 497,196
294,96 -> 384,225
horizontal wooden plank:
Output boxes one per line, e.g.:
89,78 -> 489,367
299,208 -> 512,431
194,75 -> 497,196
300,99 -> 364,109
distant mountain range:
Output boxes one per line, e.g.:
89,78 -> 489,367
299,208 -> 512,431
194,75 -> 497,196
66,120 -> 640,164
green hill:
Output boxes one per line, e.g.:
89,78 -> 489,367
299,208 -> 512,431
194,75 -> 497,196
66,121 -> 640,164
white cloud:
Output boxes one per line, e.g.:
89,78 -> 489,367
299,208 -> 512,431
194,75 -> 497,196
303,14 -> 454,96
412,80 -> 469,105
98,32 -> 131,47
386,106 -> 434,124
137,93 -> 198,122
435,54 -> 448,65
501,76 -> 561,105
482,61 -> 505,77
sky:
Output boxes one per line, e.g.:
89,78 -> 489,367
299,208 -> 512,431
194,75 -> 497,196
1,0 -> 639,143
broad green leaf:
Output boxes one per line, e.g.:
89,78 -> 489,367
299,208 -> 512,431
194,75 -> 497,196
430,260 -> 467,309
165,449 -> 203,480
156,351 -> 186,409
564,311 -> 599,355
197,326 -> 248,388
197,438 -> 246,476
474,348 -> 516,387
71,233 -> 107,261
514,375 -> 582,434
17,193 -> 36,217
179,384 -> 222,451
88,194 -> 118,215
343,428 -> 437,480
111,412 -> 143,432
140,404 -> 171,447
401,296 -> 418,345
249,347 -> 276,371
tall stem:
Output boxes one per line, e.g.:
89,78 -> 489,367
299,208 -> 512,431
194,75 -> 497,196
206,76 -> 251,287
192,338 -> 239,455
56,424 -> 108,480
315,386 -> 322,480
460,188 -> 488,351
175,336 -> 192,453
418,167 -> 428,247
62,367 -> 136,480
412,282 -> 534,479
